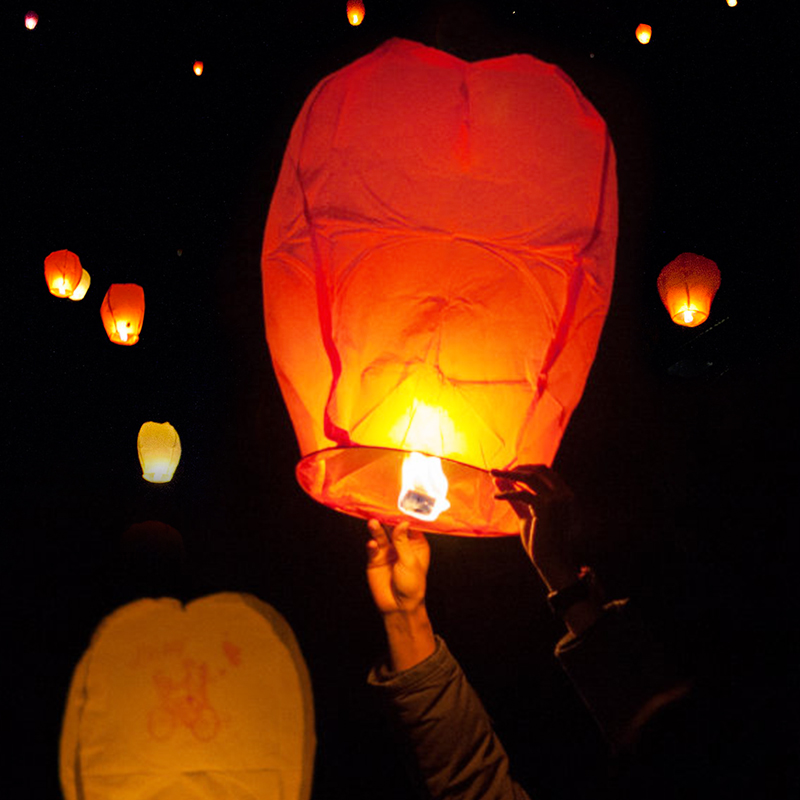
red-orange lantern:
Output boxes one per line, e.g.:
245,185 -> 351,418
193,60 -> 204,76
636,24 -> 652,44
25,11 -> 38,29
346,0 -> 365,26
101,283 -> 145,345
44,250 -> 83,298
262,39 -> 617,536
60,593 -> 315,800
657,253 -> 721,328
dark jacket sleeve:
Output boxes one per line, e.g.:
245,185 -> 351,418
368,637 -> 532,800
555,599 -> 692,752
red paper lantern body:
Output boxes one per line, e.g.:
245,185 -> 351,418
44,250 -> 83,298
262,39 -> 617,535
101,283 -> 145,345
636,24 -> 652,44
657,253 -> 721,327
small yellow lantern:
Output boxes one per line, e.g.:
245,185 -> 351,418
100,283 -> 145,345
726,0 -> 737,7
44,250 -> 83,298
657,253 -> 721,328
138,422 -> 181,483
636,23 -> 652,44
193,60 -> 204,76
346,0 -> 365,26
25,11 -> 39,29
68,269 -> 91,302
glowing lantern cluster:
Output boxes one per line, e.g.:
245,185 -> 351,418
658,253 -> 721,328
347,0 -> 365,26
138,421 -> 181,483
262,39 -> 617,536
60,593 -> 316,800
44,250 -> 84,298
25,11 -> 38,30
100,283 -> 145,345
636,24 -> 652,44
193,60 -> 204,76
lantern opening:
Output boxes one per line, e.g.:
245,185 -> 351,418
398,452 -> 451,522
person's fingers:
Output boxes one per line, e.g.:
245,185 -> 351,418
389,522 -> 415,565
491,465 -> 560,494
494,489 -> 539,510
367,519 -> 393,564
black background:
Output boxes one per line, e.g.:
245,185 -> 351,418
7,1 -> 798,797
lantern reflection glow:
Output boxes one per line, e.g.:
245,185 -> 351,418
398,452 -> 450,522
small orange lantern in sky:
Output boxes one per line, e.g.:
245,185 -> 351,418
60,593 -> 315,800
636,24 -> 652,44
138,421 -> 181,483
262,39 -> 617,536
44,250 -> 83,298
69,269 -> 91,301
657,253 -> 721,328
193,60 -> 204,76
25,11 -> 38,30
100,283 -> 145,345
346,0 -> 365,26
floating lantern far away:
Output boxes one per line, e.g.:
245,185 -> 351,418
636,23 -> 652,44
44,250 -> 83,298
138,421 -> 181,483
193,60 -> 204,76
262,39 -> 617,536
346,0 -> 365,26
726,0 -> 738,7
100,283 -> 145,345
69,269 -> 91,302
60,593 -> 315,800
657,253 -> 721,328
25,11 -> 38,30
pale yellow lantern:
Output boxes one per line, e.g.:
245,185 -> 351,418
60,593 -> 315,800
138,421 -> 181,483
68,269 -> 91,301
726,0 -> 737,7
636,23 -> 652,44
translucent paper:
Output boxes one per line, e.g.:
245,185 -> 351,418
657,253 -> 721,328
262,38 -> 617,535
60,594 -> 315,800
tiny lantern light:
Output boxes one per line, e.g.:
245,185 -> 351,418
346,0 -> 365,26
636,23 -> 652,44
138,421 -> 181,483
69,269 -> 91,302
44,250 -> 83,298
657,253 -> 721,328
193,60 -> 204,76
726,0 -> 738,6
100,283 -> 145,345
262,39 -> 617,536
25,11 -> 38,30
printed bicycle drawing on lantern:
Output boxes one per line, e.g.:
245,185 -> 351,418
148,658 -> 221,741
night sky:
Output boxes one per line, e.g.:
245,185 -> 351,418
7,2 -> 798,797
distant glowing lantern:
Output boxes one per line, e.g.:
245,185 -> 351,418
69,269 -> 91,301
347,0 -> 365,26
100,283 -> 145,345
193,60 -> 204,76
25,11 -> 38,30
138,421 -> 181,483
44,250 -> 83,298
726,0 -> 737,6
636,23 -> 652,44
262,39 -> 617,536
657,253 -> 721,328
60,593 -> 315,800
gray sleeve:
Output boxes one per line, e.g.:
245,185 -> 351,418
369,637 -> 533,800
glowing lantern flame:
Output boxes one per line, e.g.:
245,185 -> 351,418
25,11 -> 38,30
100,283 -> 145,345
398,452 -> 451,522
44,250 -> 83,298
138,421 -> 182,483
193,60 -> 204,76
347,0 -> 365,26
726,0 -> 737,6
636,24 -> 652,44
657,253 -> 721,328
68,269 -> 91,301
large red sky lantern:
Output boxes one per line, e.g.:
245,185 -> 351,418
262,38 -> 617,536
